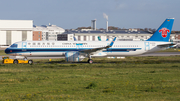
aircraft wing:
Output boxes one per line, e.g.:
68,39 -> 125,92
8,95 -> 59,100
79,37 -> 116,55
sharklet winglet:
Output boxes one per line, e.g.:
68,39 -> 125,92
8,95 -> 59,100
109,37 -> 116,47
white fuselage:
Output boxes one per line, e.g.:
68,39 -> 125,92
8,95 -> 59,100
5,41 -> 169,57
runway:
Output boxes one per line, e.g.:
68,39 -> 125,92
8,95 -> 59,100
0,52 -> 180,60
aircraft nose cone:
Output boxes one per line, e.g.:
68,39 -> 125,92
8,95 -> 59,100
5,48 -> 10,54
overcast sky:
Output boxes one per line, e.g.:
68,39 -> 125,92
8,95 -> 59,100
0,0 -> 179,30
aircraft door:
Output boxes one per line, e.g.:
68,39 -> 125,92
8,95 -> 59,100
76,43 -> 83,50
144,42 -> 150,51
22,42 -> 27,51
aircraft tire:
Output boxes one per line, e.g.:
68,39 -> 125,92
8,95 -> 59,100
28,60 -> 33,64
88,59 -> 93,64
13,59 -> 18,64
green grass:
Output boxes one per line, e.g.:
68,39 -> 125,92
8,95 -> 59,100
157,48 -> 180,52
0,50 -> 6,56
0,56 -> 180,100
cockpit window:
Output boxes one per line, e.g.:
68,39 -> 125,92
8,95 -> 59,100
10,44 -> 18,48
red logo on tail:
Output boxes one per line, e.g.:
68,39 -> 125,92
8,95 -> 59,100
159,28 -> 170,38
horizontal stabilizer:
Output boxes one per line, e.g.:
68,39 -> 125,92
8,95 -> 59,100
157,43 -> 175,47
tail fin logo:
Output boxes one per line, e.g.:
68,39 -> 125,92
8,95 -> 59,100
159,28 -> 170,38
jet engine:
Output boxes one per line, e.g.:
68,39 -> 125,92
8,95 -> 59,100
65,52 -> 85,62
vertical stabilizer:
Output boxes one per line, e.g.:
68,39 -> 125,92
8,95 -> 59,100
147,18 -> 174,42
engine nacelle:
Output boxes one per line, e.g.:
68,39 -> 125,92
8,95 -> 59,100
65,52 -> 85,62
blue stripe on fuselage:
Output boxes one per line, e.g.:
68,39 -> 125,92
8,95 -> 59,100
5,48 -> 142,54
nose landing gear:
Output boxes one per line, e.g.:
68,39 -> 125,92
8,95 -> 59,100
87,55 -> 93,64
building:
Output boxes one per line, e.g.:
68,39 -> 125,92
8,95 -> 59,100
57,32 -> 74,41
172,33 -> 180,44
33,31 -> 42,41
33,24 -> 65,41
0,20 -> 33,46
73,30 -> 153,41
57,29 -> 176,42
58,29 -> 153,41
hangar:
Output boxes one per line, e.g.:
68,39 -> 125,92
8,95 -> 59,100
0,20 -> 33,46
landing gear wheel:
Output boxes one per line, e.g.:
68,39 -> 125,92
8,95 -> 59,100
88,59 -> 93,64
28,60 -> 33,64
13,59 -> 18,64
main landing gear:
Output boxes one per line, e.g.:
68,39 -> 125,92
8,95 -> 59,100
88,59 -> 93,64
87,55 -> 93,64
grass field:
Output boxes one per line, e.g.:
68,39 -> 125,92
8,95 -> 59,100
157,48 -> 180,52
0,56 -> 180,101
0,50 -> 7,56
0,48 -> 180,56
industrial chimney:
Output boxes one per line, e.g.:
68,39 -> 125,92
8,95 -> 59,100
106,21 -> 108,31
103,13 -> 108,31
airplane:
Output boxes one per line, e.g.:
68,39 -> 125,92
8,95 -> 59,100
5,18 -> 175,64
